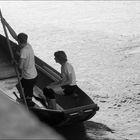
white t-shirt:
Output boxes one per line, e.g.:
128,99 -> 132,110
61,62 -> 76,86
20,43 -> 37,79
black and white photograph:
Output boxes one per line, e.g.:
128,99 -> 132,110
0,1 -> 140,140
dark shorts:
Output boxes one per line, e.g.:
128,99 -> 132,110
43,88 -> 55,99
21,76 -> 37,98
43,85 -> 78,99
62,85 -> 78,95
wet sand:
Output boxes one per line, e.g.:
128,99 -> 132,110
54,122 -> 87,140
54,121 -> 118,140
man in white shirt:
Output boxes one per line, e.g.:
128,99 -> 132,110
43,51 -> 79,109
2,18 -> 38,107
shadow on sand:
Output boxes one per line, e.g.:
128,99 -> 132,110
53,121 -> 115,140
54,122 -> 88,140
84,121 -> 115,140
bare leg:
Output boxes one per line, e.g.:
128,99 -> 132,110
47,99 -> 56,110
43,88 -> 57,109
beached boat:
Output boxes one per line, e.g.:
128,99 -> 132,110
0,33 -> 99,126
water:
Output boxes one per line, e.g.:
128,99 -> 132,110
0,1 -> 140,139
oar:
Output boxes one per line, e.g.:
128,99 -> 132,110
0,9 -> 29,111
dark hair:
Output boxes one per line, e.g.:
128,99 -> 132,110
54,51 -> 67,63
17,33 -> 28,44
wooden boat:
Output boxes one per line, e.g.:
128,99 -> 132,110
0,33 -> 99,126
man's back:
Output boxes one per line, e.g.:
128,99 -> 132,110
20,43 -> 37,79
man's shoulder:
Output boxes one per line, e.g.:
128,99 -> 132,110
66,62 -> 73,67
25,43 -> 33,49
21,45 -> 31,55
65,62 -> 73,70
21,46 -> 28,54
24,43 -> 33,51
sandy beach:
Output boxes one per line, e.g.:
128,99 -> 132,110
82,34 -> 140,140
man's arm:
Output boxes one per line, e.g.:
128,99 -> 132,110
19,58 -> 25,71
47,73 -> 72,89
1,18 -> 18,41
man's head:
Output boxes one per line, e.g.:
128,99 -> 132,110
17,33 -> 28,45
54,51 -> 67,64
